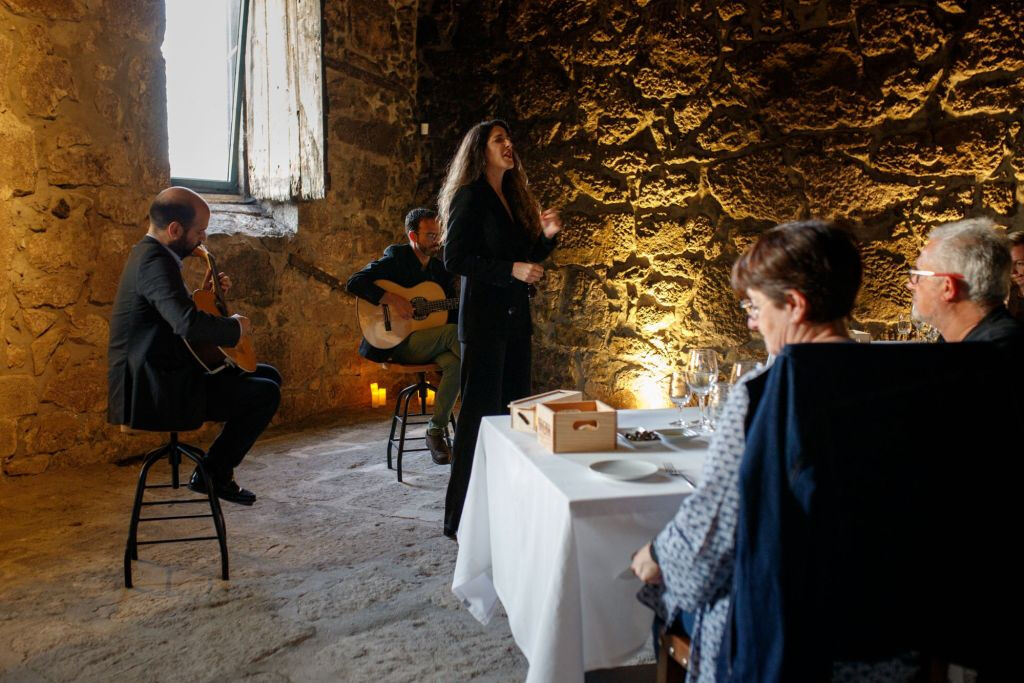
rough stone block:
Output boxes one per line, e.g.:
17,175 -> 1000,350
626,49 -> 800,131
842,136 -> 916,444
0,375 -> 39,416
0,111 -> 38,199
41,359 -> 105,413
707,150 -> 803,222
21,308 -> 58,338
0,0 -> 84,19
3,454 -> 49,476
632,170 -> 699,210
17,50 -> 78,119
872,119 -> 1008,179
943,77 -> 1024,117
797,154 -> 919,218
950,3 -> 1024,83
858,6 -> 945,61
0,417 -> 16,457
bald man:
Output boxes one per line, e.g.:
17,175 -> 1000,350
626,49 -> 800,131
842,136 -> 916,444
108,187 -> 281,505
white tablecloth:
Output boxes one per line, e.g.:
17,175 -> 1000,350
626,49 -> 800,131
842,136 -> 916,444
452,408 -> 710,683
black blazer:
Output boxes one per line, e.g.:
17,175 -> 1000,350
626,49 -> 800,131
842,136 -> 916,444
346,243 -> 457,362
443,177 -> 556,342
107,237 -> 242,431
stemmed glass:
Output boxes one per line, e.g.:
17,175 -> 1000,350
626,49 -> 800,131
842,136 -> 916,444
668,369 -> 693,426
686,349 -> 719,432
730,360 -> 759,384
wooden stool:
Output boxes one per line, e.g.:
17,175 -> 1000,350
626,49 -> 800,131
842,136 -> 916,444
121,427 -> 229,588
381,362 -> 456,482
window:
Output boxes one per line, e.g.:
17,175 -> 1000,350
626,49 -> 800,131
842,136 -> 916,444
163,0 -> 247,193
162,0 -> 325,202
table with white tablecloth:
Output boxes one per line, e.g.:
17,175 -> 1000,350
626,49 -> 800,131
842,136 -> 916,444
452,407 -> 710,683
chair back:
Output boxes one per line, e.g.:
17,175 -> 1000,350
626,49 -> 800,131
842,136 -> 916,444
725,342 -> 1020,681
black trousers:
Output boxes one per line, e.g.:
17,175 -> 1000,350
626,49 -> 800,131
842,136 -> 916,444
202,363 -> 282,481
444,336 -> 531,535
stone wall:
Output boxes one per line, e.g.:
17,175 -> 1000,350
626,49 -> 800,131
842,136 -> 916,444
0,0 -> 423,477
417,0 -> 1023,407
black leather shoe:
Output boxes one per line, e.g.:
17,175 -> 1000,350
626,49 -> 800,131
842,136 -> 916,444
426,431 -> 452,465
188,470 -> 255,506
217,479 -> 256,506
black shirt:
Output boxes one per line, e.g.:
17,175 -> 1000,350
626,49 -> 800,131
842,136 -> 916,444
346,243 -> 457,361
962,305 -> 1024,347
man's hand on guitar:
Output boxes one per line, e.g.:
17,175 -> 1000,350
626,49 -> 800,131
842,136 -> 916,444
203,270 -> 232,294
512,261 -> 544,284
380,292 -> 414,320
231,314 -> 252,337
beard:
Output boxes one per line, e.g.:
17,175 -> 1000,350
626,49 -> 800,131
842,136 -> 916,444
167,235 -> 196,259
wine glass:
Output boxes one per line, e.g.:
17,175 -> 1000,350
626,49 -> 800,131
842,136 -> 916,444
687,349 -> 718,431
896,313 -> 912,341
668,369 -> 693,426
730,360 -> 759,384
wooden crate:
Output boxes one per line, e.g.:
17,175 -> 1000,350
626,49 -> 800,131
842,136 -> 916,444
508,390 -> 583,433
535,400 -> 617,453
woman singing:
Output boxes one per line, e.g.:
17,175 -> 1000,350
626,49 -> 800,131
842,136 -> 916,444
439,119 -> 562,538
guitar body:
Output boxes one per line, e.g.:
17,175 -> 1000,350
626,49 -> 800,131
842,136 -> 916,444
183,289 -> 258,374
357,280 -> 454,349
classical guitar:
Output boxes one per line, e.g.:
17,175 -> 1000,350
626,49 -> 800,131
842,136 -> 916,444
357,280 -> 459,349
285,254 -> 459,349
184,244 -> 258,373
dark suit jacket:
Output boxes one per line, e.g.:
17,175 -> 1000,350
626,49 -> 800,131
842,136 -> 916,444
443,177 -> 556,342
107,237 -> 242,431
346,243 -> 457,362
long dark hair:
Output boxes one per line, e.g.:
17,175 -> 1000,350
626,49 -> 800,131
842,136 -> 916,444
437,119 -> 542,243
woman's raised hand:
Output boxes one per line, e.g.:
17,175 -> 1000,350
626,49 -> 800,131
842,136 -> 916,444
540,208 -> 562,239
512,261 -> 544,284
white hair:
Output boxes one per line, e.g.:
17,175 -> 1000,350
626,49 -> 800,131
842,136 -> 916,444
927,218 -> 1010,306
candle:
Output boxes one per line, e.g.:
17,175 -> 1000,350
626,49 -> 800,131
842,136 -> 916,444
426,389 -> 435,406
370,383 -> 379,407
378,387 -> 386,407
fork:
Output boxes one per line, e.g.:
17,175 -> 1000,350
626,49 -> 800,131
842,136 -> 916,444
662,462 -> 696,487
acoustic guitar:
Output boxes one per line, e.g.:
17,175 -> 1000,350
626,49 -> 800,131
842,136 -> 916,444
357,280 -> 459,349
184,244 -> 258,373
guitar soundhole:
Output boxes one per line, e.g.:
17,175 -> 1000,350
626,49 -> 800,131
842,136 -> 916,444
410,297 -> 428,320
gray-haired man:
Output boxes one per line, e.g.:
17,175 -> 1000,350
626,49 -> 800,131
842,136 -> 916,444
908,218 -> 1024,345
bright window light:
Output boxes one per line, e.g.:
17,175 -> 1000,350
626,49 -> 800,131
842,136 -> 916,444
163,0 -> 240,183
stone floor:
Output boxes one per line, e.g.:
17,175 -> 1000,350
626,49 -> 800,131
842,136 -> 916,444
0,411 -> 534,682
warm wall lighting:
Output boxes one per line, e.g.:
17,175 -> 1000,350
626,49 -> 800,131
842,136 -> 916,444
426,389 -> 435,407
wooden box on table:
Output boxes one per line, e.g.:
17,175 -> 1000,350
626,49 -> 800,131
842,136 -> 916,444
508,390 -> 583,433
535,400 -> 617,453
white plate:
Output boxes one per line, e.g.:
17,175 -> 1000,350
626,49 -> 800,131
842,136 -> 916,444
589,459 -> 659,481
653,427 -> 699,444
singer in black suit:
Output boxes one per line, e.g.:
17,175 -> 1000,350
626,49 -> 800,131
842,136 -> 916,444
438,120 -> 561,537
107,187 -> 281,505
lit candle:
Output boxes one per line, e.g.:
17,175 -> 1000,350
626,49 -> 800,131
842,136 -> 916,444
378,387 -> 386,407
370,383 -> 379,407
427,389 -> 435,406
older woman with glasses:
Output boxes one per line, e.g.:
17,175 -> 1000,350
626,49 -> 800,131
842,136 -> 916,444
630,220 -> 871,682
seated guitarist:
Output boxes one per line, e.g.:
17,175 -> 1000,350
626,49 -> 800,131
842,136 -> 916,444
347,208 -> 460,465
107,187 -> 282,505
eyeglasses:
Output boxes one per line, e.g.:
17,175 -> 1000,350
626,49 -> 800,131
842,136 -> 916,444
739,299 -> 759,320
906,269 -> 965,285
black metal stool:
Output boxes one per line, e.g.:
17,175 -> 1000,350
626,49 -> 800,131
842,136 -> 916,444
381,362 -> 456,482
122,428 -> 229,588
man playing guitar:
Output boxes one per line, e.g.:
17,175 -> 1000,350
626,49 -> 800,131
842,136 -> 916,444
107,187 -> 281,505
347,208 -> 460,465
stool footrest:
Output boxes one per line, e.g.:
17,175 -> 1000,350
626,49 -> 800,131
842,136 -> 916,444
139,513 -> 215,522
136,535 -> 220,546
140,498 -> 211,506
